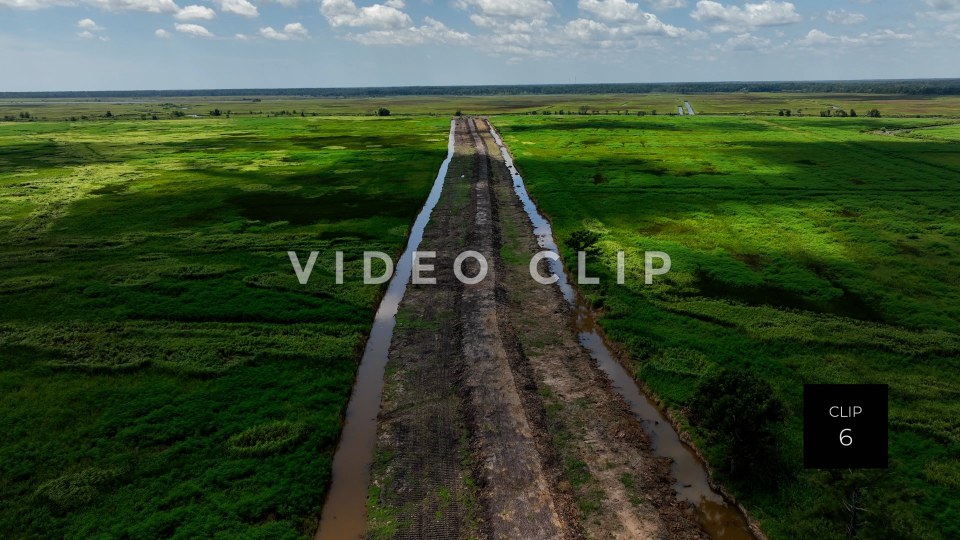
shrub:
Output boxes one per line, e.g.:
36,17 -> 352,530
227,421 -> 306,457
690,368 -> 786,482
0,275 -> 58,294
35,467 -> 124,511
565,229 -> 601,254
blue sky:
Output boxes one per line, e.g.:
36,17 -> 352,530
1,0 -> 958,91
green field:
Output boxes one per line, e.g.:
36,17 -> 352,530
4,92 -> 960,122
495,114 -> 960,539
0,116 -> 449,537
2,97 -> 959,539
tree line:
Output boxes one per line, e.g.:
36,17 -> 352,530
3,79 -> 960,99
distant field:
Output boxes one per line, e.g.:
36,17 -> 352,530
495,114 -> 960,539
3,92 -> 960,121
3,95 -> 959,539
0,116 -> 449,537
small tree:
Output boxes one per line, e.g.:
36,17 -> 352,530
377,107 -> 391,117
867,109 -> 881,118
104,111 -> 112,118
849,109 -> 857,117
690,369 -> 786,481
455,109 -> 462,117
565,229 -> 601,254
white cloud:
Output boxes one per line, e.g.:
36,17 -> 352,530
461,0 -> 695,59
215,0 -> 257,17
647,0 -> 684,9
824,9 -> 865,25
77,18 -> 103,30
260,22 -> 310,40
794,27 -> 912,47
76,17 -> 108,39
155,28 -> 171,38
3,0 -> 184,9
320,0 -> 473,46
691,1 -> 801,32
579,0 -> 641,21
85,0 -> 179,12
0,0 -> 72,9
918,0 -> 960,21
718,31 -> 770,50
320,0 -> 412,29
851,28 -> 912,44
175,22 -> 214,37
175,4 -> 215,19
576,0 -> 687,36
347,16 -> 471,44
455,0 -> 556,20
796,28 -> 832,46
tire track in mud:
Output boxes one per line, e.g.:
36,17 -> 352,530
366,118 -> 709,540
460,118 -> 573,540
367,118 -> 576,539
479,117 -> 708,540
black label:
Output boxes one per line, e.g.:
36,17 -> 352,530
804,384 -> 888,469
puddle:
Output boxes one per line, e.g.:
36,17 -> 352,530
488,121 -> 757,540
314,120 -> 456,540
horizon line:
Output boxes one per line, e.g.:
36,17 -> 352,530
3,78 -> 960,97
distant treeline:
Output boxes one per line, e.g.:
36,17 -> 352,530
4,79 -> 960,99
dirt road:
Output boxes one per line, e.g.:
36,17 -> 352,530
366,118 -> 706,539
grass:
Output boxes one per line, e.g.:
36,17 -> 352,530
4,92 -> 960,122
0,115 -> 450,537
3,95 -> 959,538
495,114 -> 960,539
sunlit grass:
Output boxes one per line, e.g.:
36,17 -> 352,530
0,116 -> 450,537
497,114 -> 960,539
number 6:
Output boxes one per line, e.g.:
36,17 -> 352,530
839,428 -> 853,447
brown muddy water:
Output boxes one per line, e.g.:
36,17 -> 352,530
488,121 -> 757,540
315,120 -> 456,540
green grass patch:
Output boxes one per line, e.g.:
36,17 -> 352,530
497,114 -> 960,539
0,115 -> 450,537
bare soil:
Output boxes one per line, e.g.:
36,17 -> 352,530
367,118 -> 706,539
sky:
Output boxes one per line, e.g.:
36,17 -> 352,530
1,0 -> 958,91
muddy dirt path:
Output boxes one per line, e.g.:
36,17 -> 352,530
460,118 -> 572,539
478,117 -> 707,540
366,118 -> 576,539
350,116 -> 743,539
